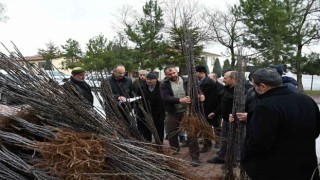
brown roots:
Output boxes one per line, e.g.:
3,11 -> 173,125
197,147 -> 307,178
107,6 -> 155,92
36,129 -> 109,180
180,113 -> 214,140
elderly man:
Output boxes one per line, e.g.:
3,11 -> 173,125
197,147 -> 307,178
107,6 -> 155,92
136,72 -> 165,144
63,67 -> 93,106
133,69 -> 148,92
240,68 -> 320,180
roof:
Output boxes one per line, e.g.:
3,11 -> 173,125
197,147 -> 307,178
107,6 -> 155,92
24,56 -> 44,61
201,51 -> 221,57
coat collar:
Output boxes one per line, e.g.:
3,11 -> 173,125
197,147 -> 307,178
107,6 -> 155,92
259,86 -> 293,99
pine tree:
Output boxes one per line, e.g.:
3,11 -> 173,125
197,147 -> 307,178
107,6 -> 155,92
61,38 -> 83,69
212,58 -> 222,77
222,59 -> 231,74
38,41 -> 60,70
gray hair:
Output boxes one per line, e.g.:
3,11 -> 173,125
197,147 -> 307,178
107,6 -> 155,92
138,70 -> 148,74
252,68 -> 282,87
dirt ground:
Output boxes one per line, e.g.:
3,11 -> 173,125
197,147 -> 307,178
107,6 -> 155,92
164,139 -> 241,180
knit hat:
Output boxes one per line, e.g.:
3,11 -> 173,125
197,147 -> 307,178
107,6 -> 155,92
146,72 -> 157,79
195,65 -> 207,73
71,67 -> 86,75
269,64 -> 283,76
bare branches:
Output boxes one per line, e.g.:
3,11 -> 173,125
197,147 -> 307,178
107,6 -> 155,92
0,45 -> 201,179
202,5 -> 245,67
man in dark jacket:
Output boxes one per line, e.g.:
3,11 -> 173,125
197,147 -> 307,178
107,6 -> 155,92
101,64 -> 134,124
63,67 -> 93,106
242,68 -> 320,180
136,72 -> 165,144
195,65 -> 220,153
104,64 -> 134,101
208,73 -> 224,93
207,70 -> 239,164
208,72 -> 224,148
160,65 -> 201,167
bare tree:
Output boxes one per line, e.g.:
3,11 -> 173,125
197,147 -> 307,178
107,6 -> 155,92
202,5 -> 244,68
0,3 -> 9,22
161,0 -> 210,74
163,0 -> 209,42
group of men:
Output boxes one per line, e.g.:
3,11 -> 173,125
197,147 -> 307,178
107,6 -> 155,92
65,64 -> 320,179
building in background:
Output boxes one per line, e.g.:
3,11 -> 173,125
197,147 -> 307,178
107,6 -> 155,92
24,56 -> 69,74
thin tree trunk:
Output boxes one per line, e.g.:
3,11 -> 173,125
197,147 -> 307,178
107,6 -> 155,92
311,75 -> 314,91
296,45 -> 304,92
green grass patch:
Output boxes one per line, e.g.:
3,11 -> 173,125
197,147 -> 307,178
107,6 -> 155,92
303,90 -> 320,96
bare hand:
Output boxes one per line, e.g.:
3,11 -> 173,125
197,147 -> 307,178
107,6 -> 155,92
199,95 -> 205,102
180,96 -> 191,104
118,96 -> 127,102
229,113 -> 247,122
229,114 -> 235,122
236,113 -> 248,121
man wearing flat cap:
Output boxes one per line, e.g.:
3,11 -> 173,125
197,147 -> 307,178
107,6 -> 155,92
136,72 -> 165,144
63,67 -> 93,106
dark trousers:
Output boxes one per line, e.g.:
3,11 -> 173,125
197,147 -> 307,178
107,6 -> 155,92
213,117 -> 222,144
217,120 -> 240,162
137,116 -> 164,143
165,114 -> 199,158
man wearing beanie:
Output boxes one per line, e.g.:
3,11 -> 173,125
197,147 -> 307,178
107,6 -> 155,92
195,65 -> 220,152
136,72 -> 165,144
63,67 -> 93,106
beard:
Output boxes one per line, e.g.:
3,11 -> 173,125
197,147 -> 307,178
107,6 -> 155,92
169,76 -> 178,82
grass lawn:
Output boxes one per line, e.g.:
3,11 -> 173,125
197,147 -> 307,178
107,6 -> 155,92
303,90 -> 320,96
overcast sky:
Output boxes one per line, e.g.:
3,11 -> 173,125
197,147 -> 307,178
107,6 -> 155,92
0,0 -> 318,57
0,0 -> 238,56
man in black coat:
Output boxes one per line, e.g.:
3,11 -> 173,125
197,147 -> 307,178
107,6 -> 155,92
63,67 -> 93,106
207,70 -> 240,164
136,72 -> 165,144
195,65 -> 220,153
101,64 -> 135,125
104,64 -> 134,101
242,68 -> 320,180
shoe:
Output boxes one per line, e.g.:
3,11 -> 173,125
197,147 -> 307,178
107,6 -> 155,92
207,157 -> 225,164
191,157 -> 201,167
